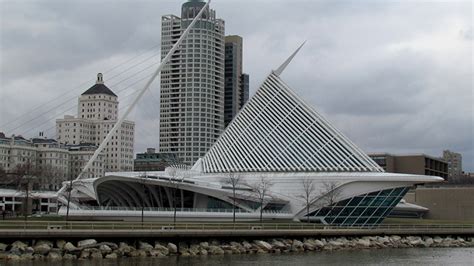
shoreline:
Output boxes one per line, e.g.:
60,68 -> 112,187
1,235 -> 473,261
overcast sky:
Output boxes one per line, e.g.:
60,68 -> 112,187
0,0 -> 472,171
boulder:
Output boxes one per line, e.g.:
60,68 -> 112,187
256,248 -> 267,254
47,251 -> 62,260
11,241 -> 28,251
178,242 -> 189,250
242,241 -> 253,250
105,252 -> 118,259
407,236 -> 423,247
303,241 -> 315,251
209,245 -> 224,255
118,242 -> 132,254
154,244 -> 169,255
292,240 -> 304,251
390,235 -> 402,242
100,244 -> 112,254
79,250 -> 90,259
220,244 -> 232,251
382,237 -> 391,245
64,242 -> 77,252
78,239 -> 97,248
271,240 -> 286,250
128,250 -> 141,257
433,236 -> 443,244
56,239 -> 67,249
167,243 -> 178,254
0,243 -> 7,252
424,237 -> 434,247
314,239 -> 325,248
292,240 -> 304,248
90,250 -> 103,259
63,253 -> 77,260
149,249 -> 165,257
230,241 -> 242,248
32,254 -> 44,260
199,248 -> 208,255
34,243 -> 51,255
35,240 -> 53,248
129,250 -> 147,257
9,247 -> 22,255
20,253 -> 34,260
328,240 -> 344,247
231,247 -> 241,254
189,246 -> 200,256
356,238 -> 371,248
139,241 -> 153,251
442,237 -> 455,247
98,242 -> 118,250
24,247 -> 35,254
199,242 -> 209,249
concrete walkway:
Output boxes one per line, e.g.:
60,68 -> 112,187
0,227 -> 473,239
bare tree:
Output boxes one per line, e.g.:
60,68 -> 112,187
12,161 -> 40,220
222,172 -> 243,225
319,181 -> 342,207
250,176 -> 273,224
166,167 -> 185,226
297,178 -> 319,223
140,172 -> 147,226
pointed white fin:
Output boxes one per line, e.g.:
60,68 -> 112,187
274,41 -> 306,76
201,72 -> 384,174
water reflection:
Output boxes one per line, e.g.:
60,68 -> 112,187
4,248 -> 474,266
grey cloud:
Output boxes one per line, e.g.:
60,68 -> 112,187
1,0 -> 472,171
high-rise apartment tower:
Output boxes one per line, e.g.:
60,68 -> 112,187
443,150 -> 462,179
224,35 -> 249,126
159,0 -> 225,165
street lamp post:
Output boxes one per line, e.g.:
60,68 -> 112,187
140,172 -> 147,227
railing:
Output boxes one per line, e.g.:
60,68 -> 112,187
75,206 -> 292,214
0,221 -> 473,232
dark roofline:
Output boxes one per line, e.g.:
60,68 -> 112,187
81,84 -> 117,97
81,73 -> 117,97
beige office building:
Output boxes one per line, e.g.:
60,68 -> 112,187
442,150 -> 462,179
369,153 -> 448,180
56,73 -> 134,172
0,133 -> 104,190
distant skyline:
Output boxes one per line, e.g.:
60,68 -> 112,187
0,0 -> 472,171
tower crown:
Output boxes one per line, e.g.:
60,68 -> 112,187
96,73 -> 104,84
81,73 -> 117,97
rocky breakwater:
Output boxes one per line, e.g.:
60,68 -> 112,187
0,236 -> 473,261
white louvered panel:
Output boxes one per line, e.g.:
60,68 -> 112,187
274,75 -> 382,172
201,72 -> 383,173
244,86 -> 286,170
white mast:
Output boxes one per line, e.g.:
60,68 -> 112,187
58,0 -> 212,198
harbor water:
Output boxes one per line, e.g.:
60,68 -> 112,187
3,248 -> 473,266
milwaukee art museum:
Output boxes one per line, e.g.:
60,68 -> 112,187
59,44 -> 442,226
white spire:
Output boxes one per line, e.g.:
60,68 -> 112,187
274,41 -> 306,76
